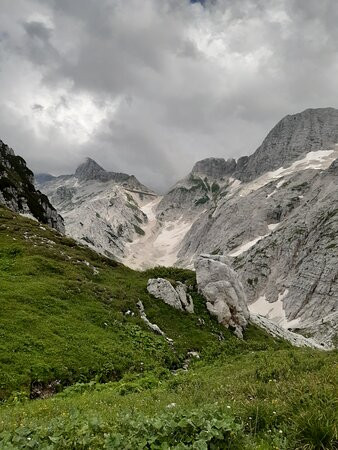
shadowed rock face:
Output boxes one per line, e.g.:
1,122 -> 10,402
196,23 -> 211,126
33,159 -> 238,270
0,140 -> 64,232
75,158 -> 109,181
192,158 -> 236,178
194,254 -> 249,338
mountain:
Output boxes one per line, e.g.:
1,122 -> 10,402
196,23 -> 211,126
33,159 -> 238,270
235,107 -> 338,181
0,110 -> 337,447
0,205 -> 336,449
36,158 -> 158,261
0,139 -> 64,232
35,107 -> 338,346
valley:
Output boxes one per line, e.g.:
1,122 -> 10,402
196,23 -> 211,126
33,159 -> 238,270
36,108 -> 338,347
0,107 -> 337,449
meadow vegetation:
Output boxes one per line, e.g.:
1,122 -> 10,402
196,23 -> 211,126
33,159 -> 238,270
0,205 -> 337,449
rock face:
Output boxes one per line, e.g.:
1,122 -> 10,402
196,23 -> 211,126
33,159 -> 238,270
194,254 -> 249,338
192,157 -> 237,178
178,153 -> 338,346
236,107 -> 338,181
0,139 -> 64,232
147,278 -> 194,313
294,312 -> 338,348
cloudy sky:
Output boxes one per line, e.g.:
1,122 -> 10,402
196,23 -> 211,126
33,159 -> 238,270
1,0 -> 338,191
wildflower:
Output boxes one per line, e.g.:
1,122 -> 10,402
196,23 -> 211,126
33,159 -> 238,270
166,403 -> 176,409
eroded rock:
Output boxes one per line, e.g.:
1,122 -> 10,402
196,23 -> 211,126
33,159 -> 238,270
147,278 -> 194,313
195,254 -> 249,338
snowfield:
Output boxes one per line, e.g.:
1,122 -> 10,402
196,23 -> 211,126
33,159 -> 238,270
125,197 -> 193,269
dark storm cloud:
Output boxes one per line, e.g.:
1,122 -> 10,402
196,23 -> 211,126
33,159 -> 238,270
0,0 -> 338,191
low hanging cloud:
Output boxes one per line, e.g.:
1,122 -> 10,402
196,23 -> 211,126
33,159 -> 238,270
0,0 -> 338,191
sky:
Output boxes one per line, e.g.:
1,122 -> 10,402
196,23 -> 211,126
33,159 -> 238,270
1,0 -> 338,192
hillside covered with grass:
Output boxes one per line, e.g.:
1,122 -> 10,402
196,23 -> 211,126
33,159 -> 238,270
0,205 -> 337,449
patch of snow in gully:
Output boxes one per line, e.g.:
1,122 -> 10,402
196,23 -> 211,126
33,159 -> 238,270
228,235 -> 268,257
125,198 -> 193,270
249,291 -> 301,329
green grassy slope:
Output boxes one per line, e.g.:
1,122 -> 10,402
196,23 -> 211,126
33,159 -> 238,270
0,205 -> 337,449
0,205 -> 286,400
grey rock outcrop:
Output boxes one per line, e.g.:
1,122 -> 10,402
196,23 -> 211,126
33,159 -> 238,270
157,107 -> 338,235
137,300 -> 173,344
0,139 -> 64,232
192,157 -> 236,178
194,254 -> 249,338
250,314 -> 330,350
147,278 -> 194,313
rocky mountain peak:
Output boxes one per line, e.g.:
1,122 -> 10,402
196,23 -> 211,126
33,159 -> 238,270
75,157 -> 107,181
192,157 -> 236,178
236,107 -> 338,181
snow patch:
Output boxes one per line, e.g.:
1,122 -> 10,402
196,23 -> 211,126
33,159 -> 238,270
125,201 -> 193,269
249,291 -> 301,329
268,223 -> 280,231
239,149 -> 338,196
229,235 -> 267,257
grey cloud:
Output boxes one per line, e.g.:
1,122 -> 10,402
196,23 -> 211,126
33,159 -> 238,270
31,103 -> 44,111
0,0 -> 338,191
23,20 -> 52,40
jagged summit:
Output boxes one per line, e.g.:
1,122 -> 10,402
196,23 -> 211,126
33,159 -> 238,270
75,157 -> 107,181
192,157 -> 236,178
188,107 -> 338,184
73,157 -> 153,191
236,107 -> 338,181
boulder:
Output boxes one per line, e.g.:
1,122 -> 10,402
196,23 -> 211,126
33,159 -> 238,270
147,278 -> 194,313
194,254 -> 249,338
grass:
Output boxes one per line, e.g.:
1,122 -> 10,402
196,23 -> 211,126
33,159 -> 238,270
0,349 -> 336,448
0,205 -> 337,448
